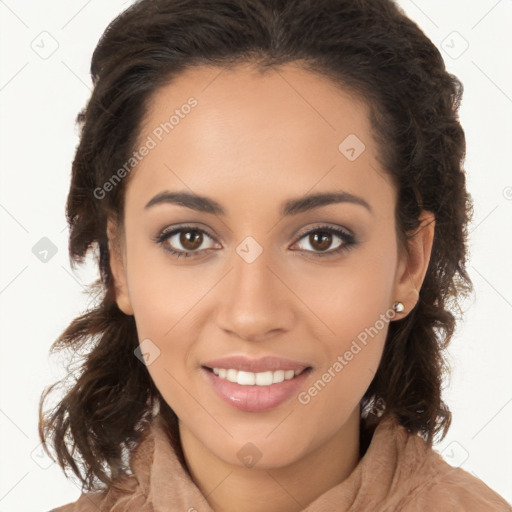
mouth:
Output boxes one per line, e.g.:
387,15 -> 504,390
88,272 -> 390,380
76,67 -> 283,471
204,366 -> 307,386
201,356 -> 313,412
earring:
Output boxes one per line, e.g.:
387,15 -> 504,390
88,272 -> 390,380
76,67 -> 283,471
393,301 -> 405,313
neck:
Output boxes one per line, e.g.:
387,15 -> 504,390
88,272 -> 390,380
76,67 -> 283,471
179,407 -> 361,512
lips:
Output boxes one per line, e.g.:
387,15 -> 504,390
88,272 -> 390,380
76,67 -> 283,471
201,355 -> 312,412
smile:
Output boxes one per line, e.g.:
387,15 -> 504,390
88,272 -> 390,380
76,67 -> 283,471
201,366 -> 313,413
210,368 -> 305,386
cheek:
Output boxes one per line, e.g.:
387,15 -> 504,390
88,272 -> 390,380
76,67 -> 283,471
125,238 -> 211,336
123,247 -> 197,395
291,234 -> 397,406
307,305 -> 390,407
296,309 -> 391,439
126,260 -> 200,418
291,234 -> 398,340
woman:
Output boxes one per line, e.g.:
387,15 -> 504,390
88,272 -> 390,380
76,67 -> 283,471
39,0 -> 511,510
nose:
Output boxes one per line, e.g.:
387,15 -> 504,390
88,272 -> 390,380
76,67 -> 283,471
215,245 -> 296,342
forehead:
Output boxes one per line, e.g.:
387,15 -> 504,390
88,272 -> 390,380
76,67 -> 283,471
126,62 -> 394,217
140,62 -> 373,148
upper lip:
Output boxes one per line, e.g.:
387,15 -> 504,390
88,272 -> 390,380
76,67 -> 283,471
202,356 -> 310,373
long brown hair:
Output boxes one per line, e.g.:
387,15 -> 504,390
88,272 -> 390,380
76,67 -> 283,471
39,0 -> 473,491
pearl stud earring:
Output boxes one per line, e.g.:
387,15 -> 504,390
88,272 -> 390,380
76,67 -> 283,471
393,301 -> 405,313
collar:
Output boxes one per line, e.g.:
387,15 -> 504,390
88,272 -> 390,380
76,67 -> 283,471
107,412 -> 434,511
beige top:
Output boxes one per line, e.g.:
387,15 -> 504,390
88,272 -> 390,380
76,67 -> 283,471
51,413 -> 511,511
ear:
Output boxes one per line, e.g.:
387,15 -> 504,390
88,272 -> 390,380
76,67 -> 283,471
107,218 -> 134,316
392,210 -> 435,319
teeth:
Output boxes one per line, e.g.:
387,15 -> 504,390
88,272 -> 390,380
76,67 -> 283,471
255,371 -> 273,386
237,371 -> 255,385
273,370 -> 285,383
211,367 -> 303,386
226,369 -> 238,383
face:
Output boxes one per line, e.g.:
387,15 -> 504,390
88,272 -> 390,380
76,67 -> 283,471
108,62 -> 433,469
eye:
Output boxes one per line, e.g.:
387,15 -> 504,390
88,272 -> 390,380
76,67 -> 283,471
292,225 -> 356,257
153,223 -> 357,259
153,225 -> 219,258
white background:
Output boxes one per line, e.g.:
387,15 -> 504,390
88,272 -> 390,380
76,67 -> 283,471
0,1 -> 511,510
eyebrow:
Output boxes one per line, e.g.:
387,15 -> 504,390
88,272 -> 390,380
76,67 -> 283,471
144,190 -> 373,217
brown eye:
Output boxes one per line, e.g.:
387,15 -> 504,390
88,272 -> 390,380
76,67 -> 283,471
308,231 -> 333,252
293,225 -> 356,258
155,226 -> 219,258
179,230 -> 204,251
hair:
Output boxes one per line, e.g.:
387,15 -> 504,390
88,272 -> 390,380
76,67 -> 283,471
39,0 -> 473,492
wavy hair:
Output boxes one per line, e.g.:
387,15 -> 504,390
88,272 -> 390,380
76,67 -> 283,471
39,0 -> 473,491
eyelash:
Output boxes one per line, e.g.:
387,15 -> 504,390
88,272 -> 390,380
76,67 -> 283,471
153,224 -> 357,259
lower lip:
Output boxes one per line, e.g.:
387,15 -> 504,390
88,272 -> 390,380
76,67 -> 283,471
202,367 -> 312,412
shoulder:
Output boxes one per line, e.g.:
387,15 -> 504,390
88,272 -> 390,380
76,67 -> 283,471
400,449 -> 511,511
368,416 -> 511,511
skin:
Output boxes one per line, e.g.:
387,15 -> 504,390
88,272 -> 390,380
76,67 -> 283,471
108,62 -> 434,512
